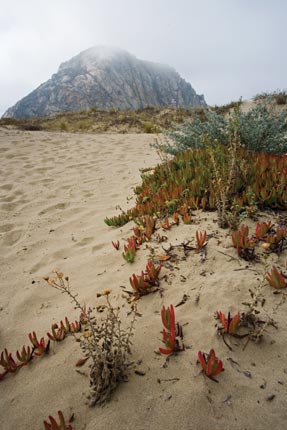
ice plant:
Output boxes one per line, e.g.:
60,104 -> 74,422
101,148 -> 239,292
112,240 -> 120,250
231,225 -> 256,260
43,410 -> 73,430
70,320 -> 81,333
159,304 -> 184,355
47,324 -> 65,342
195,230 -> 207,251
122,237 -> 138,263
59,317 -> 71,335
218,311 -> 241,334
142,215 -> 156,240
29,331 -> 50,356
145,260 -> 162,283
129,260 -> 162,299
104,212 -> 130,227
129,272 -> 149,298
255,221 -> 272,240
0,349 -> 18,379
266,265 -> 287,289
16,345 -> 33,366
198,349 -> 224,381
161,217 -> 172,230
181,207 -> 192,224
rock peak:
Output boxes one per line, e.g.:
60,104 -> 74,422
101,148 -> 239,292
3,46 -> 206,118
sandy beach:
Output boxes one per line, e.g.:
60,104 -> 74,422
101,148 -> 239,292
1,127 -> 287,430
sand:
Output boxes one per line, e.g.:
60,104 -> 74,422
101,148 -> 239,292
0,127 -> 287,430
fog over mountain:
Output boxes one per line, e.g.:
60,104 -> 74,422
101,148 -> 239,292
3,46 -> 206,118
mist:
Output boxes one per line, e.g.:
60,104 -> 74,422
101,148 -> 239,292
0,0 -> 286,115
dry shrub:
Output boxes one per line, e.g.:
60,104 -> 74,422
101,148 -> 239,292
45,270 -> 136,406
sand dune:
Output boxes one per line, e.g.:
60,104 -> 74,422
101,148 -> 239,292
0,127 -> 286,430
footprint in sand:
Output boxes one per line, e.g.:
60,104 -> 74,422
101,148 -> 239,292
0,184 -> 13,191
0,195 -> 16,203
92,243 -> 105,253
38,202 -> 69,216
29,260 -> 49,274
83,192 -> 94,198
32,167 -> 51,174
0,224 -> 14,233
30,247 -> 72,273
0,202 -> 19,212
74,237 -> 95,247
1,229 -> 23,246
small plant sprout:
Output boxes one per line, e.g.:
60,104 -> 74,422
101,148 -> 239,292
161,217 -> 172,230
180,206 -> 192,224
29,332 -> 50,356
145,260 -> 162,283
0,349 -> 18,379
231,224 -> 256,260
216,311 -> 249,350
255,221 -> 272,240
43,410 -> 73,430
59,317 -> 71,335
129,260 -> 162,299
198,349 -> 224,382
47,324 -> 65,342
129,272 -> 148,298
195,230 -> 207,251
16,345 -> 33,366
112,240 -> 120,250
122,237 -> 138,263
266,265 -> 287,289
142,215 -> 156,239
70,320 -> 81,333
217,311 -> 241,334
159,304 -> 184,355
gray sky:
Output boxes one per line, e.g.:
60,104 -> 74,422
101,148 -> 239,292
0,0 -> 286,116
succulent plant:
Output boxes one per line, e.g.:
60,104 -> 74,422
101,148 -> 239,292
159,305 -> 184,355
129,260 -> 162,299
112,240 -> 120,250
47,324 -> 65,342
231,225 -> 256,260
217,311 -> 241,334
16,345 -> 33,366
266,265 -> 287,289
29,331 -> 50,356
255,221 -> 272,240
0,349 -> 18,379
43,410 -> 73,430
122,237 -> 138,263
104,212 -> 130,227
195,230 -> 207,251
198,349 -> 224,381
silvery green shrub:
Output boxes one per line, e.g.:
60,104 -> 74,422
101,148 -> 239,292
162,102 -> 287,155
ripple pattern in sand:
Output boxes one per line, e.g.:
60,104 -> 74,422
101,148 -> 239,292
0,128 -> 158,284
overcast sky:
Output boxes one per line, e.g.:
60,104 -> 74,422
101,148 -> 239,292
0,0 -> 286,116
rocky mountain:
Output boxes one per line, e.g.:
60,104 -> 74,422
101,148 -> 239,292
3,46 -> 206,118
